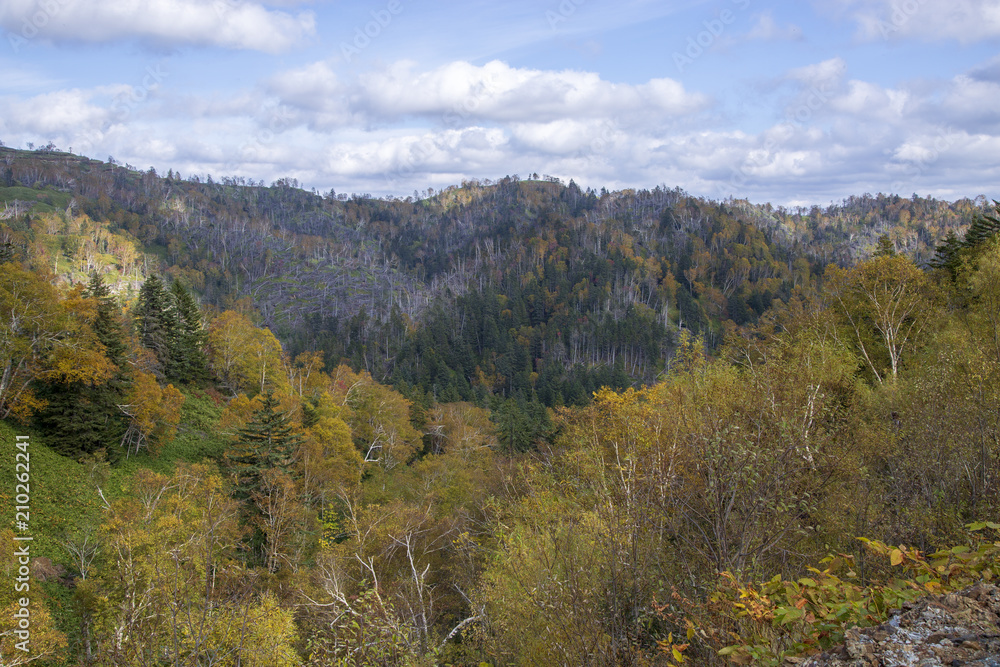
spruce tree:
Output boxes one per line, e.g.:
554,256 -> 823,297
225,391 -> 302,567
930,230 -> 962,277
87,272 -> 127,365
962,204 -> 1000,250
133,274 -> 177,378
226,391 -> 301,501
168,280 -> 208,384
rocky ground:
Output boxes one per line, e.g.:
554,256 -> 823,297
794,583 -> 1000,666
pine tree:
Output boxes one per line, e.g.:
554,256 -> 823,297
168,280 -> 208,384
133,274 -> 177,378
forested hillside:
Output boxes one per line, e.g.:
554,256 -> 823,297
1,145 -> 999,665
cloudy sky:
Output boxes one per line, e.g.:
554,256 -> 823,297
1,0 -> 999,205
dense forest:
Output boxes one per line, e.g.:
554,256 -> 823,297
1,145 -> 999,665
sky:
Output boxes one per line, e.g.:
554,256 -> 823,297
1,0 -> 999,206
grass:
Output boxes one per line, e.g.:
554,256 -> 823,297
0,388 -> 227,563
0,386 -> 228,665
0,185 -> 74,213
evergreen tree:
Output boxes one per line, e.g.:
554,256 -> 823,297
226,392 -> 301,501
930,230 -> 962,277
225,391 -> 303,567
37,273 -> 129,459
168,280 -> 208,384
87,272 -> 127,365
962,203 -> 1000,250
133,274 -> 177,378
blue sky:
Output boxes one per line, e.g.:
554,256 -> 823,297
2,0 -> 999,205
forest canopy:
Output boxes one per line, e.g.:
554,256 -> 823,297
0,147 -> 998,665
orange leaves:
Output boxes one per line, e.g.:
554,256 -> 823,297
46,344 -> 115,386
0,262 -> 115,419
120,370 -> 184,457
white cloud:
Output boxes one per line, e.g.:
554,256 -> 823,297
5,55 -> 1000,206
745,12 -> 803,41
786,57 -> 848,87
0,0 -> 315,52
833,0 -> 1000,43
0,88 -> 112,136
268,59 -> 710,129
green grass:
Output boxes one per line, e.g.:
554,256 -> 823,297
0,185 -> 73,212
0,421 -> 102,562
0,387 -> 227,562
0,387 -> 229,665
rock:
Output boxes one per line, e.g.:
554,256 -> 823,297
802,583 -> 1000,666
31,557 -> 65,582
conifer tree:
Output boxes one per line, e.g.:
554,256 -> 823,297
962,202 -> 1000,250
133,274 -> 177,378
168,280 -> 208,384
930,230 -> 962,277
225,391 -> 302,566
37,273 -> 128,459
226,392 -> 302,502
87,273 -> 127,365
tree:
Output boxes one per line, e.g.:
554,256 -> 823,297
828,255 -> 937,383
227,391 -> 302,495
168,280 -> 208,384
92,464 -> 301,666
118,370 -> 184,457
962,201 -> 1000,249
873,234 -> 896,257
35,274 -> 126,457
0,264 -> 75,420
225,391 -> 304,567
930,230 -> 962,278
298,391 -> 364,505
337,367 -> 421,470
252,468 -> 309,573
133,274 -> 177,378
208,311 -> 286,395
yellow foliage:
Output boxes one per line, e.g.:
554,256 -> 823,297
120,370 -> 185,456
208,310 -> 288,395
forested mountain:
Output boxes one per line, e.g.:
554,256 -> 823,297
0,147 -> 986,409
2,145 -> 1000,666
